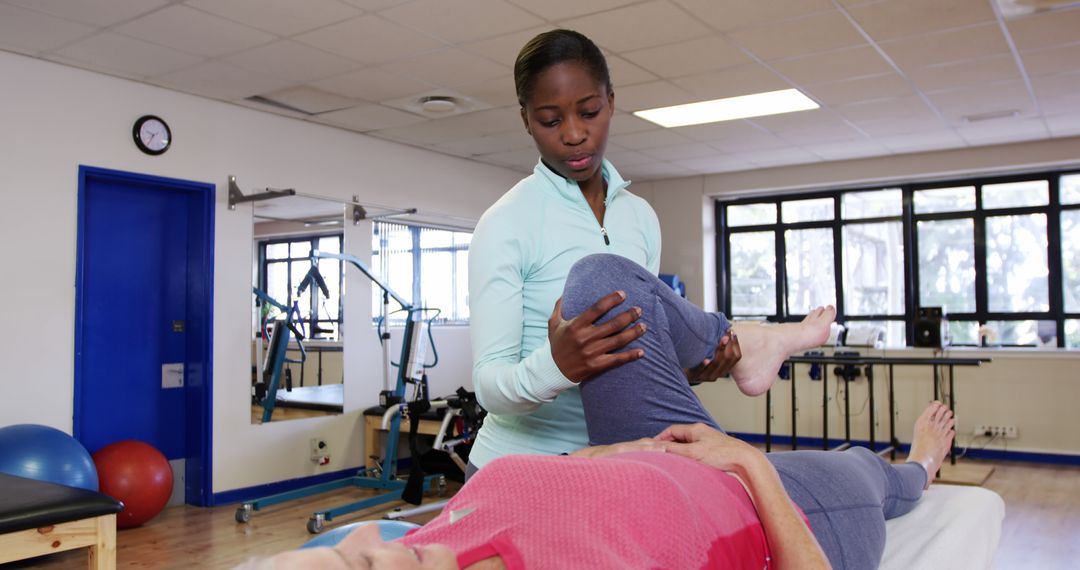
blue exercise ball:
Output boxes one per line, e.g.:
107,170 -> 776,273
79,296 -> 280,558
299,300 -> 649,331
301,520 -> 420,549
0,424 -> 99,491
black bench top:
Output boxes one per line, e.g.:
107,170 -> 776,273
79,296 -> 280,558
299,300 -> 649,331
0,473 -> 123,534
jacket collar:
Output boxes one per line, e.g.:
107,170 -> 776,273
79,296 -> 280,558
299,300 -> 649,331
533,158 -> 631,206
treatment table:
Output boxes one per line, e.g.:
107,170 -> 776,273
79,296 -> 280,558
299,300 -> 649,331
0,473 -> 123,569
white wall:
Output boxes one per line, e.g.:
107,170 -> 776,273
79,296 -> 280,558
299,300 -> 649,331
639,137 -> 1080,456
0,51 -> 521,493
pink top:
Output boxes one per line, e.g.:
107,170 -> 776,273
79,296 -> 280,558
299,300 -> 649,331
401,452 -> 804,569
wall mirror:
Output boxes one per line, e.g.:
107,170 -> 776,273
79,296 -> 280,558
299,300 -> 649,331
251,194 -> 349,424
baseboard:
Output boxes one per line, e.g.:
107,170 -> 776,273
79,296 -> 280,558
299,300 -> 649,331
729,432 -> 1080,466
211,458 -> 416,506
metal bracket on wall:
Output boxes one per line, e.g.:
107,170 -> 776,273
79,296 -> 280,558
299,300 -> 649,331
228,175 -> 296,210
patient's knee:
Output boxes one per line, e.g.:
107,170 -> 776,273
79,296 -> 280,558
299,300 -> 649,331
562,254 -> 651,319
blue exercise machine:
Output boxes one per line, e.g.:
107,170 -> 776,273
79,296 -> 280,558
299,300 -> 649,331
236,250 -> 444,534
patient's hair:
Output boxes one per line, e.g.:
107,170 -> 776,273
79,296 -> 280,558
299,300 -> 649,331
514,29 -> 612,107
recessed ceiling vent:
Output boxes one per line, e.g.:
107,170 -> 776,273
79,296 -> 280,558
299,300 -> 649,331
994,0 -> 1080,18
383,89 -> 493,118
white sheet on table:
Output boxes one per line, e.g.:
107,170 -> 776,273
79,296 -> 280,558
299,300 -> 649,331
880,484 -> 1005,570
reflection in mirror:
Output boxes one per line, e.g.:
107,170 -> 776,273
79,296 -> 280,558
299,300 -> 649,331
251,195 -> 347,423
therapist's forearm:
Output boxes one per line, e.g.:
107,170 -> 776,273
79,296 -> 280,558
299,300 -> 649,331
739,456 -> 831,570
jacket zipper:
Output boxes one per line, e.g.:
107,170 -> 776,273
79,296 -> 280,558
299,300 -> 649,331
600,226 -> 610,245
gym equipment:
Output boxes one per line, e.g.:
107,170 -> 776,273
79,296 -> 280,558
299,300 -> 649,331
252,286 -> 310,423
0,424 -> 98,491
92,440 -> 173,529
300,519 -> 420,549
237,251 -> 444,534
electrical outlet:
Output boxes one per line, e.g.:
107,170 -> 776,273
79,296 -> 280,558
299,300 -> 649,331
972,424 -> 1019,439
310,438 -> 330,463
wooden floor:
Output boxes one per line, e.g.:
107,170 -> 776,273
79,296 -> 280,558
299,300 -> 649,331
9,459 -> 1079,569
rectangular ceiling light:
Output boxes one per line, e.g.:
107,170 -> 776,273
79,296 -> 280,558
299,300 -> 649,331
633,88 -> 819,128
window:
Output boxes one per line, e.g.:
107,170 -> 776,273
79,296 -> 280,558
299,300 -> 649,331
718,170 -> 1080,347
259,234 -> 343,340
372,222 -> 471,325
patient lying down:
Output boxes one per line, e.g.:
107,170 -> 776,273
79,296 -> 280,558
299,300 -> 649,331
246,255 -> 956,569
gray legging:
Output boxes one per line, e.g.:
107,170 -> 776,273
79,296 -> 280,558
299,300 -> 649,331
559,253 -> 927,570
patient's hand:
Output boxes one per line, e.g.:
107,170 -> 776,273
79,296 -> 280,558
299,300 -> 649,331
656,423 -> 765,478
685,331 -> 741,384
570,437 -> 667,459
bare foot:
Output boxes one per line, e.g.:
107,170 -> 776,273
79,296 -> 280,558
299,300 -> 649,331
727,306 -> 836,396
906,401 -> 956,488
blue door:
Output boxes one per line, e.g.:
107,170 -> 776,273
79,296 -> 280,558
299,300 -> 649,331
74,166 -> 214,506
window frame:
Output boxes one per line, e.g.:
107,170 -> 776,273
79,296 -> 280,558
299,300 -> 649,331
716,168 -> 1080,348
371,221 -> 472,326
257,232 -> 345,341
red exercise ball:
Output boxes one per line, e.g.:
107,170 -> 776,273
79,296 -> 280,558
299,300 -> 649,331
92,440 -> 173,529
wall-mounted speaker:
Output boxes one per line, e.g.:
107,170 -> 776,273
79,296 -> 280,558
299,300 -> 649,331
914,307 -> 947,348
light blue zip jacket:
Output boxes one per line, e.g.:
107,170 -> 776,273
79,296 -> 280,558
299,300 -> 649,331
468,159 -> 661,467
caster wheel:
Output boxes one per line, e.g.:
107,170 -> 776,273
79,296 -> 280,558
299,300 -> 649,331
235,504 -> 253,524
307,515 -> 325,534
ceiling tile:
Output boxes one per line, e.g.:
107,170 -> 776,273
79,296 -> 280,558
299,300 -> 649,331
880,23 -> 1011,70
224,40 -> 362,83
619,161 -> 696,180
771,45 -> 893,85
773,122 -> 870,145
561,1 -> 712,53
259,86 -> 358,114
53,32 -> 203,78
433,130 -> 533,156
800,140 -> 889,161
0,4 -> 95,54
340,0 -> 411,9
875,129 -> 967,153
186,0 -> 362,36
461,26 -> 554,68
846,0 -> 996,41
603,148 -> 658,167
155,60 -> 294,100
609,128 -> 694,150
315,104 -> 428,131
312,67 -> 435,102
956,116 -> 1049,146
294,15 -> 445,65
803,73 -> 914,106
640,142 -> 725,162
608,113 -> 664,136
604,54 -> 660,87
670,64 -> 789,100
421,107 -> 523,138
114,5 -> 275,58
454,76 -> 521,108
837,94 -> 940,123
1020,43 -> 1080,77
380,0 -> 544,43
749,108 -> 851,132
1005,6 -> 1080,51
1045,113 -> 1080,138
475,147 -> 539,170
686,123 -> 791,152
670,155 -> 755,175
6,0 -> 167,27
613,80 -> 696,112
505,0 -> 641,21
907,55 -> 1023,93
622,36 -> 751,79
1031,71 -> 1080,115
390,48 -> 509,88
728,11 -> 867,61
672,0 -> 836,33
925,79 -> 1036,123
854,116 -> 947,136
732,147 -> 822,167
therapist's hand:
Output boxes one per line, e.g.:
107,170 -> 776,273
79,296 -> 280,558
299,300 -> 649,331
685,331 -> 742,384
548,291 -> 646,383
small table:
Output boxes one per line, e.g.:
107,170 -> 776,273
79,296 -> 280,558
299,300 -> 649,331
363,406 -> 447,469
0,473 -> 123,569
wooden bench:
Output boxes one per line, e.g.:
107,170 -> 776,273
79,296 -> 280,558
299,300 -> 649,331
0,473 -> 123,569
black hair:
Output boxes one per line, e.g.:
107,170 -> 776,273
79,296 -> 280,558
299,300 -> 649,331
514,29 -> 612,107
